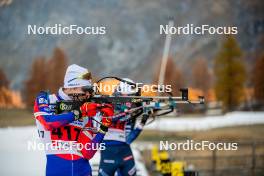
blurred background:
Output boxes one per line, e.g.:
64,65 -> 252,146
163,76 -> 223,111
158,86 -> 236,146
0,0 -> 264,176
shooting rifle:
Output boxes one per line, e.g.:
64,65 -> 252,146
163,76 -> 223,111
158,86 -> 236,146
54,76 -> 205,128
55,88 -> 204,124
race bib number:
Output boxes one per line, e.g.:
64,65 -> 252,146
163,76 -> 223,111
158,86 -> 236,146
51,125 -> 81,141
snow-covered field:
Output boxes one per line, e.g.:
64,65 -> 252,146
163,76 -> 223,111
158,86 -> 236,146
146,111 -> 264,131
0,126 -> 148,176
0,126 -> 45,176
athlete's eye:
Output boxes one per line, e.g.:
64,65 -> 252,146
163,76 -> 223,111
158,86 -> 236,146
82,86 -> 94,94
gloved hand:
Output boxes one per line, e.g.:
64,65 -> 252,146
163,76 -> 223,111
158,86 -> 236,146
100,104 -> 114,116
99,104 -> 114,133
101,105 -> 114,127
102,117 -> 112,127
80,102 -> 98,118
140,113 -> 149,125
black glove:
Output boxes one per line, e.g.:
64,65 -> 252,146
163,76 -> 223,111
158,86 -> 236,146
140,114 -> 149,125
98,124 -> 109,134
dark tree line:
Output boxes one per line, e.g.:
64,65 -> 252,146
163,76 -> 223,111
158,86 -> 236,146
213,35 -> 246,111
1,41 -> 263,111
153,57 -> 185,96
153,35 -> 262,112
192,58 -> 211,100
23,47 -> 68,107
252,53 -> 264,104
0,68 -> 12,107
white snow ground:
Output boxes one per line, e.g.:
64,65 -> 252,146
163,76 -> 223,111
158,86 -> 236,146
0,111 -> 263,175
0,126 -> 148,176
145,111 -> 264,131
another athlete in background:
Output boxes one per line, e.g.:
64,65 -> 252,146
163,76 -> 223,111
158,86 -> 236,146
34,64 -> 114,176
98,78 -> 149,176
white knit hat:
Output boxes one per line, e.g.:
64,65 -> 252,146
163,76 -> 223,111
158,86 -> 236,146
63,64 -> 92,88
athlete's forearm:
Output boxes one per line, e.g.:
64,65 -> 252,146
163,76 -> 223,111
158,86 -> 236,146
35,112 -> 75,130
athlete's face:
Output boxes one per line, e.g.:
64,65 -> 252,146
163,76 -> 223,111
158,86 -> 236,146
64,87 -> 92,100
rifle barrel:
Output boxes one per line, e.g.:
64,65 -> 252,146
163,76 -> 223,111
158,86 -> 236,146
92,95 -> 182,99
91,95 -> 203,104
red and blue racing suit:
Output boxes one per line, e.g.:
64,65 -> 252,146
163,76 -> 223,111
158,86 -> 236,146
34,88 -> 105,176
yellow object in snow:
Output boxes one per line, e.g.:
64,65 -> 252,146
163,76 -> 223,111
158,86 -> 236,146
159,151 -> 171,174
159,151 -> 169,160
151,145 -> 159,161
151,145 -> 161,171
151,146 -> 186,175
171,161 -> 185,176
